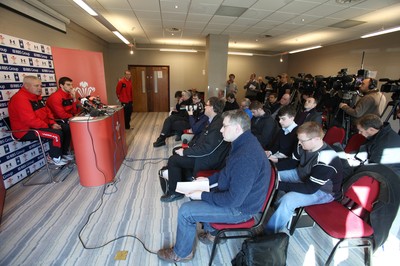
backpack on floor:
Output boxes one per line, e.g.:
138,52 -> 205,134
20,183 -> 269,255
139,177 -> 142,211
231,233 -> 289,266
158,166 -> 169,194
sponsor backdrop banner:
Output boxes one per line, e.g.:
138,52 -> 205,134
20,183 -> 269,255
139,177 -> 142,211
52,47 -> 108,104
0,33 -> 56,189
0,34 -> 108,189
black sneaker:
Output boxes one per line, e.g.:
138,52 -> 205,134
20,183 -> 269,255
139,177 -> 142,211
153,136 -> 166,147
160,193 -> 184,202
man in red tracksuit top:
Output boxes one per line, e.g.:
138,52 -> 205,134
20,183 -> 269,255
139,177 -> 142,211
46,76 -> 80,121
116,70 -> 133,129
8,75 -> 70,166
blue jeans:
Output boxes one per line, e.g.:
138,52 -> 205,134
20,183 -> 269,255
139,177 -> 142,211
173,201 -> 253,258
265,169 -> 334,233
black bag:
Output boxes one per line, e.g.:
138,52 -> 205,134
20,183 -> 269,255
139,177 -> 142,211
231,233 -> 289,266
158,166 -> 169,194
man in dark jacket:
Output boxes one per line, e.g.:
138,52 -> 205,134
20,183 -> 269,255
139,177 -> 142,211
157,109 -> 270,263
348,114 -> 400,176
249,101 -> 280,150
294,96 -> 322,126
160,97 -> 230,202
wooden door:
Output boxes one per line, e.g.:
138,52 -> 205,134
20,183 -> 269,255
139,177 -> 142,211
130,65 -> 169,112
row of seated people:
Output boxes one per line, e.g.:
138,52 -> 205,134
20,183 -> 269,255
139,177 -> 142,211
157,107 -> 400,263
156,93 -> 326,202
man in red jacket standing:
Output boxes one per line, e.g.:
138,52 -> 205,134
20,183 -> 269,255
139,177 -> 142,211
116,70 -> 133,129
8,76 -> 70,166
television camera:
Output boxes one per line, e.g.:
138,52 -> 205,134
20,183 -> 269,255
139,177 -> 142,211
379,78 -> 400,122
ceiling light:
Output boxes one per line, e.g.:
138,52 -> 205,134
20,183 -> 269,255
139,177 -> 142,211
73,0 -> 98,16
112,31 -> 130,45
361,26 -> 400,38
280,55 -> 283,63
228,52 -> 253,56
160,49 -> 198,53
288,45 -> 322,54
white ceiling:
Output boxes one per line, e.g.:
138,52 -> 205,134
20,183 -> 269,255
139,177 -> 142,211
36,0 -> 400,53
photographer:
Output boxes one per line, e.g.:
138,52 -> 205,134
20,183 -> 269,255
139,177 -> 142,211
339,78 -> 386,118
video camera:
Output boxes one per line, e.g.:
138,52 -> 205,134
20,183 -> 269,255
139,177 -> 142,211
379,78 -> 400,93
180,102 -> 204,112
265,76 -> 278,89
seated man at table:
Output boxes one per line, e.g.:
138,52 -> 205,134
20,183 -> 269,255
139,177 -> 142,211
264,122 -> 343,233
8,76 -> 71,166
157,109 -> 271,263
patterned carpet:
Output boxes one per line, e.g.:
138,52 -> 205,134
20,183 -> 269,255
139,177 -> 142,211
0,112 -> 399,266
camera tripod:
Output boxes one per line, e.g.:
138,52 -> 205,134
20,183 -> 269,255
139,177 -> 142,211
380,97 -> 400,123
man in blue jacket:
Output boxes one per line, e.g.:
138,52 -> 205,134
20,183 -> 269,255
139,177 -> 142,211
157,109 -> 271,263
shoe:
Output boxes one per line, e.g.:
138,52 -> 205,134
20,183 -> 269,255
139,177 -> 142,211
160,193 -> 184,202
198,231 -> 226,245
62,154 -> 74,161
49,156 -> 68,166
153,136 -> 166,147
157,247 -> 193,263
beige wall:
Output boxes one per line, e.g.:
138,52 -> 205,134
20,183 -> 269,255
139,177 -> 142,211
287,31 -> 400,81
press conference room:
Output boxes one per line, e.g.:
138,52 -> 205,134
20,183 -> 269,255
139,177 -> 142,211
1,1 -> 400,265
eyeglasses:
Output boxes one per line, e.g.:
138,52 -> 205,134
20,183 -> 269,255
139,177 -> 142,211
298,138 -> 313,144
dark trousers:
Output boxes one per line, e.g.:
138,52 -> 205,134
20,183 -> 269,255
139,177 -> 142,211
161,114 -> 189,136
21,128 -> 66,158
121,102 -> 133,129
167,154 -> 196,194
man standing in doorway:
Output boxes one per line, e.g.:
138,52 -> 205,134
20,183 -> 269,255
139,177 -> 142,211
116,70 -> 133,130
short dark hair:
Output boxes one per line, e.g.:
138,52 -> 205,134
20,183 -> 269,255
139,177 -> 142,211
174,91 -> 182,98
278,105 -> 296,118
356,114 -> 383,130
226,93 -> 235,99
58,77 -> 72,86
229,74 -> 235,78
222,109 -> 251,132
208,96 -> 225,115
249,101 -> 263,110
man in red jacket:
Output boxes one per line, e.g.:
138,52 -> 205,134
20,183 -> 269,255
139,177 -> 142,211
46,76 -> 80,121
8,76 -> 70,166
116,70 -> 133,129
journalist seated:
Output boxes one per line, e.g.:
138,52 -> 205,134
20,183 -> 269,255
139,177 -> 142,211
159,97 -> 230,203
153,90 -> 193,147
265,122 -> 343,234
344,114 -> 400,177
157,109 -> 270,263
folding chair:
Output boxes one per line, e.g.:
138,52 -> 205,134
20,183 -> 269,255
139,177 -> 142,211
323,126 -> 345,146
1,116 -> 69,186
206,162 -> 279,266
290,175 -> 379,265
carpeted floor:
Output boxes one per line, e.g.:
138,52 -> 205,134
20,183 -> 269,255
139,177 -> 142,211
0,112 -> 399,266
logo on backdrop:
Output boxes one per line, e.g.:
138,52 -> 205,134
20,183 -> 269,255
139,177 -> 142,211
75,81 -> 96,98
